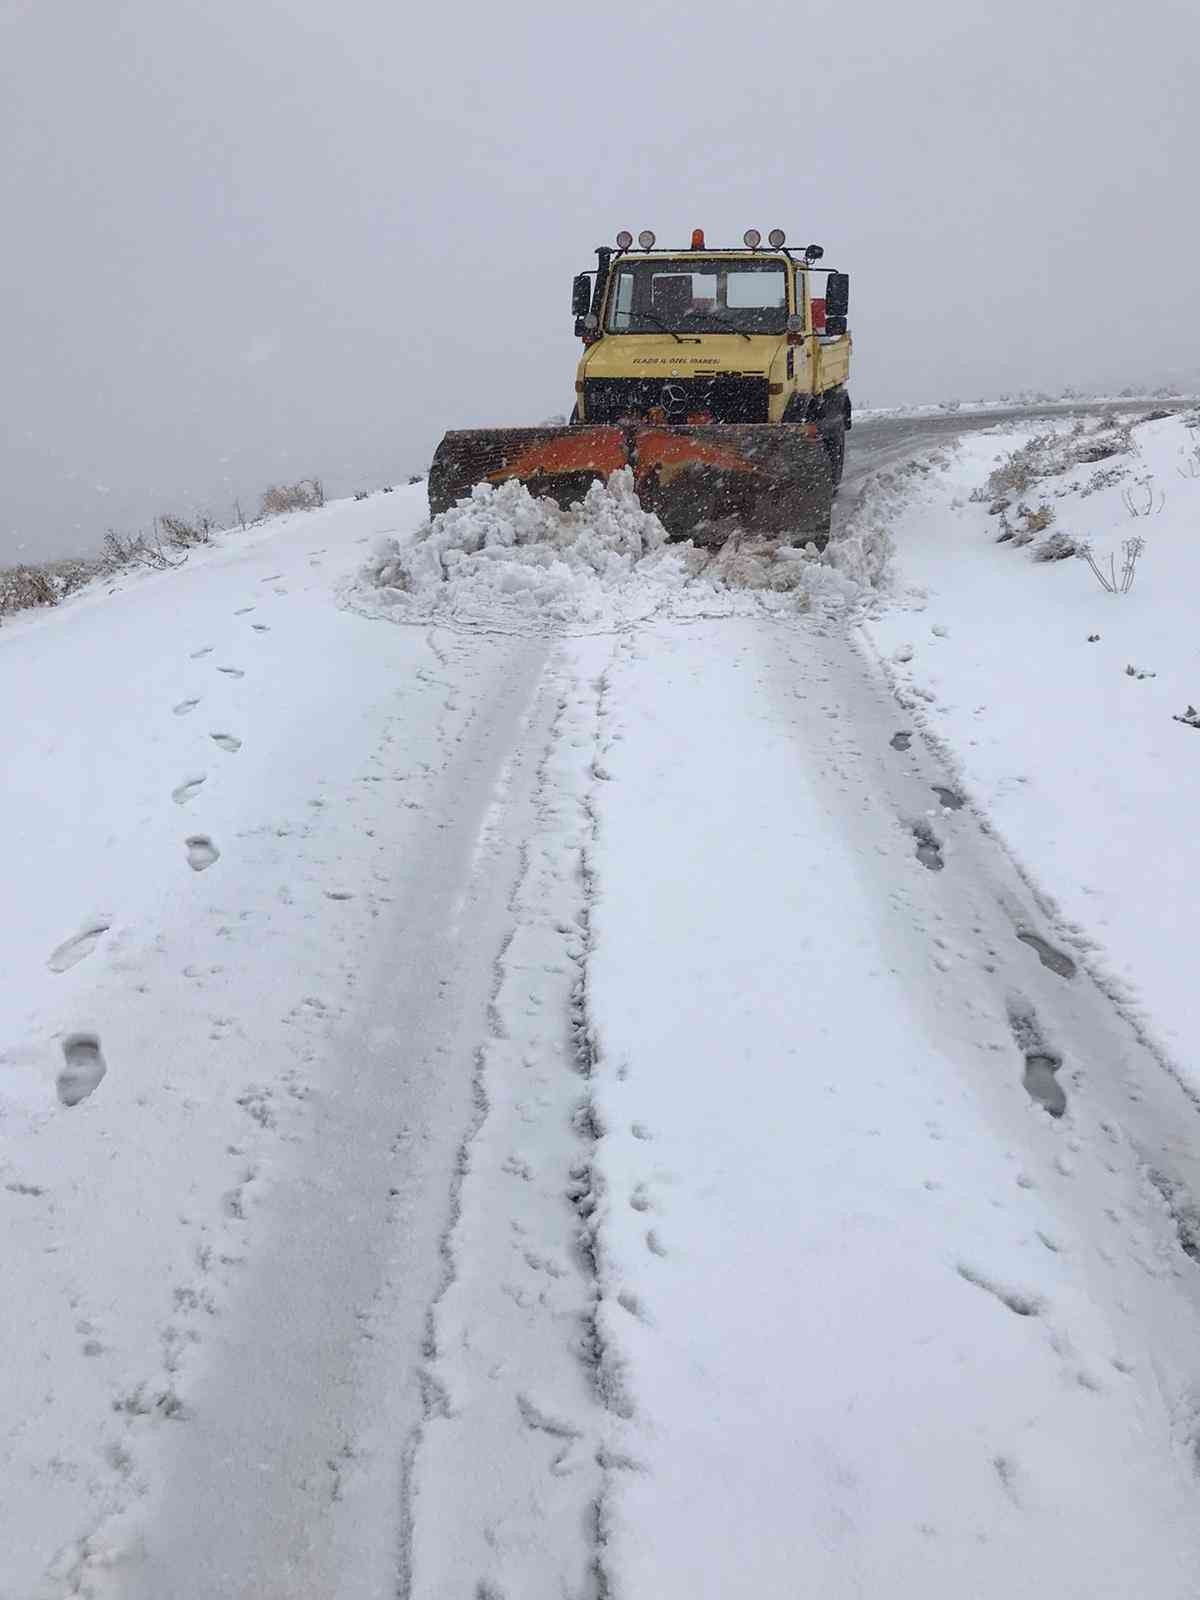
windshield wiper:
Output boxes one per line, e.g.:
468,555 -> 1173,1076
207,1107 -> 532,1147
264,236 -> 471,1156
632,311 -> 699,344
689,311 -> 753,341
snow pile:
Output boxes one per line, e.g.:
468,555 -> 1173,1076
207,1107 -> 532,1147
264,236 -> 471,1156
354,471 -> 868,632
364,470 -> 677,628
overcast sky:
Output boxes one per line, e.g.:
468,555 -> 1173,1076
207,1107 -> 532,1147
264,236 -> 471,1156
2,0 -> 1196,561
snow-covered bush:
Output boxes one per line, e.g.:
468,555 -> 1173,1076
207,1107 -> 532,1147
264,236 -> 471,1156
1017,501 -> 1055,534
1032,531 -> 1078,562
260,478 -> 324,517
0,555 -> 111,619
158,513 -> 213,547
971,431 -> 1061,501
974,422 -> 1135,509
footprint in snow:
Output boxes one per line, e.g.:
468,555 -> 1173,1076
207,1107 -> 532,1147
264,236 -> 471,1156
251,623 -> 270,633
956,1262 -> 1042,1318
210,733 -> 242,753
173,698 -> 201,716
1016,930 -> 1077,980
47,919 -> 111,973
912,821 -> 944,871
57,1033 -> 107,1106
1023,1053 -> 1068,1119
172,775 -> 206,805
931,785 -> 964,810
189,647 -> 214,659
890,731 -> 912,751
234,606 -> 255,615
1006,996 -> 1069,1117
186,836 -> 220,872
217,666 -> 245,678
617,1289 -> 651,1322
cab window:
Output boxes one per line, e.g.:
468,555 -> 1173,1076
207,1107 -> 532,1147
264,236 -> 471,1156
605,259 -> 789,334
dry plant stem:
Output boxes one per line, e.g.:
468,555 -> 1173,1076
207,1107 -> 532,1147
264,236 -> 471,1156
1079,536 -> 1145,595
1122,483 -> 1164,518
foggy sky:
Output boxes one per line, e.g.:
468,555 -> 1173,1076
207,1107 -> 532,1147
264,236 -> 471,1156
2,0 -> 1197,562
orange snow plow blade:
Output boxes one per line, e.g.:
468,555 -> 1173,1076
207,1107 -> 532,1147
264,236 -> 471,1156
429,427 -> 630,517
428,423 -> 833,546
631,424 -> 832,545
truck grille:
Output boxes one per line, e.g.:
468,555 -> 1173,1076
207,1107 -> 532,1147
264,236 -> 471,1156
584,375 -> 769,425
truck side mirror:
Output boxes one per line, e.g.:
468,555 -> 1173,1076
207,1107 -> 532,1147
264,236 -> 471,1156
571,274 -> 592,316
825,272 -> 849,318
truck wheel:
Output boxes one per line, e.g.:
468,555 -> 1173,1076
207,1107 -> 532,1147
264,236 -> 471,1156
824,416 -> 846,489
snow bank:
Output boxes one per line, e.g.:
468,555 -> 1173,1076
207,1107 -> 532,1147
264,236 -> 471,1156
862,408 -> 1200,1080
352,470 -> 872,633
856,392 -> 1200,422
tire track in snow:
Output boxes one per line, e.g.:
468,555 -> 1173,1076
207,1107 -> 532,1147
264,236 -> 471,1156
569,617 -> 1200,1594
100,641 -> 545,1600
406,642 -> 615,1600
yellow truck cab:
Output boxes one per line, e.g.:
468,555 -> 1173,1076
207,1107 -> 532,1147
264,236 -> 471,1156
571,227 -> 852,483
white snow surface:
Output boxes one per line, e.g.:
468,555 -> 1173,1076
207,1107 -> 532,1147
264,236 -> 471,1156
6,434 -> 1200,1598
862,411 -> 1200,1075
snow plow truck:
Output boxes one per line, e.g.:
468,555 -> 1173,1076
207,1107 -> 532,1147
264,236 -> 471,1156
429,227 -> 851,547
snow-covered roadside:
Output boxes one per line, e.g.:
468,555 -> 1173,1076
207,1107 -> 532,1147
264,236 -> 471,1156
574,618 -> 1200,1598
1,484 -> 493,1594
855,392 -> 1200,423
861,412 -> 1200,1076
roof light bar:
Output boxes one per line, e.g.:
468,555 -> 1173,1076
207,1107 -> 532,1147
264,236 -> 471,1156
768,228 -> 786,248
615,230 -> 633,250
638,229 -> 656,249
691,228 -> 706,249
743,228 -> 761,249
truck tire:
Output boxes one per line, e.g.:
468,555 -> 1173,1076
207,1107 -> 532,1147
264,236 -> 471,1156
823,414 -> 846,489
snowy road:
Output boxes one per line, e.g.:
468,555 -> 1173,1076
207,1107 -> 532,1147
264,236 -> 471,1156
7,408 -> 1200,1598
838,398 -> 1181,518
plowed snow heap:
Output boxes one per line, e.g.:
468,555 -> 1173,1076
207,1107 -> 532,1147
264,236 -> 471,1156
361,472 -> 855,632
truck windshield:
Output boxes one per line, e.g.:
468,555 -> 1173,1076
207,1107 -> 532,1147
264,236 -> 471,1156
606,258 -> 788,335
